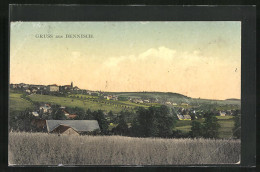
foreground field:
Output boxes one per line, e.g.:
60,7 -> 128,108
9,132 -> 240,165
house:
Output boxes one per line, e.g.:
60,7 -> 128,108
165,101 -> 172,105
22,84 -> 29,89
181,103 -> 189,106
183,115 -> 191,120
67,114 -> 77,119
25,89 -> 31,94
219,111 -> 226,116
177,114 -> 191,120
177,114 -> 184,120
73,86 -> 80,91
10,84 -> 18,89
31,111 -> 39,117
47,84 -> 59,92
107,95 -> 118,101
143,100 -> 150,103
39,104 -> 52,113
132,99 -> 143,104
61,110 -> 70,116
46,120 -> 100,135
172,103 -> 177,106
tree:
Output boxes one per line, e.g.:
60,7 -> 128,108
52,109 -> 66,120
202,113 -> 220,138
156,105 -> 175,137
190,121 -> 203,138
112,113 -> 129,135
233,114 -> 241,139
93,110 -> 109,135
84,108 -> 94,120
131,105 -> 176,138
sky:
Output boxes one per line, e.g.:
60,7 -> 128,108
10,22 -> 241,100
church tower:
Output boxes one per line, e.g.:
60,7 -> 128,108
71,82 -> 73,89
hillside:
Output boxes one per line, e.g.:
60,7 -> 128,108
108,91 -> 241,105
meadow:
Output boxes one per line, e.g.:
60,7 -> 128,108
28,94 -> 139,113
9,132 -> 240,165
9,93 -> 34,113
175,116 -> 235,139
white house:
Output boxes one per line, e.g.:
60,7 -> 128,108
39,104 -> 52,113
31,111 -> 39,117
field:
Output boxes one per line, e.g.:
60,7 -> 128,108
175,116 -> 235,139
9,93 -> 34,113
28,94 -> 146,113
9,132 -> 240,165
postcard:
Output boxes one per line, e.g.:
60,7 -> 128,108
9,21 -> 241,166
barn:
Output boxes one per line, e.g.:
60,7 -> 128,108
46,120 -> 100,135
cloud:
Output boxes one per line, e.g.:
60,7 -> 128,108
91,46 -> 240,99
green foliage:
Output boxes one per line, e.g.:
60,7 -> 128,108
190,121 -> 203,138
52,109 -> 66,120
93,110 -> 109,135
118,96 -> 129,101
9,93 -> 34,113
112,113 -> 129,136
9,108 -> 35,131
233,114 -> 241,139
202,113 -> 221,138
131,105 -> 176,138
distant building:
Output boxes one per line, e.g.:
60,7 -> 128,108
132,99 -> 143,104
10,84 -> 18,89
46,120 -> 100,135
177,114 -> 184,120
31,111 -> 39,117
181,103 -> 189,106
165,101 -> 172,105
47,84 -> 59,92
177,114 -> 191,120
25,89 -> 31,94
219,111 -> 226,116
73,86 -> 80,91
107,95 -> 118,101
183,115 -> 191,120
172,103 -> 177,106
67,114 -> 77,119
39,104 -> 52,113
62,110 -> 70,116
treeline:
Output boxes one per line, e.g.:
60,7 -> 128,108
9,104 -> 241,139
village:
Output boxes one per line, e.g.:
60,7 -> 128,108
9,82 -> 239,136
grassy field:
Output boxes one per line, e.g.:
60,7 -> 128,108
175,116 -> 235,139
70,93 -> 152,108
28,94 -> 151,113
29,94 -> 123,113
9,93 -> 34,113
9,132 -> 240,165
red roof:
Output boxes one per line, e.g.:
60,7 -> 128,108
67,114 -> 77,119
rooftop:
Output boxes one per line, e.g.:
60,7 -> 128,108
46,120 -> 100,132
